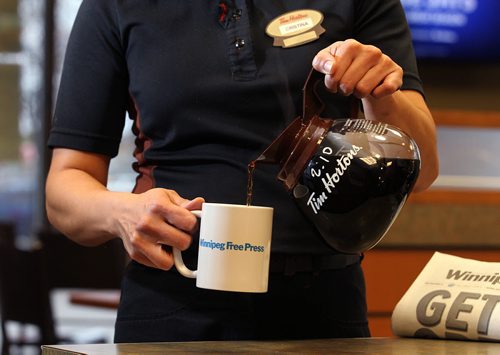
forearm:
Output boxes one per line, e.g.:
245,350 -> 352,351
362,90 -> 439,192
46,148 -> 204,270
46,167 -> 126,246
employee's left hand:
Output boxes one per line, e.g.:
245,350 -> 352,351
312,39 -> 403,99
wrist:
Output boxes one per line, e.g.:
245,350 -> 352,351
98,190 -> 136,242
361,91 -> 402,123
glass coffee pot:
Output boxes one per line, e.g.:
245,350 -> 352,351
252,69 -> 421,254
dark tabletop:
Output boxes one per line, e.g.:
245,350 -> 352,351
41,337 -> 500,354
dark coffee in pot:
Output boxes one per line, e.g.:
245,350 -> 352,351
246,69 -> 421,254
293,151 -> 419,253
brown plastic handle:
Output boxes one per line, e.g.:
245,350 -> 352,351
302,69 -> 325,122
302,68 -> 360,122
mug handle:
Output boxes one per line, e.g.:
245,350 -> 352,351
172,210 -> 202,279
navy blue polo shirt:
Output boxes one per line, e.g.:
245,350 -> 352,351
49,0 -> 423,254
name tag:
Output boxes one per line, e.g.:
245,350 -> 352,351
266,9 -> 325,48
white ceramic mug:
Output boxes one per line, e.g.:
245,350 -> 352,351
173,203 -> 274,293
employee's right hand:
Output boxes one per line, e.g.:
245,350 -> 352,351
117,189 -> 204,270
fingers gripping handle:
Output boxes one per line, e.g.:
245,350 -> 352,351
173,210 -> 202,279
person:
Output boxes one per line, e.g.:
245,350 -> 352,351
45,0 -> 439,343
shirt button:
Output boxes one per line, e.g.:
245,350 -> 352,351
234,38 -> 245,49
232,9 -> 242,21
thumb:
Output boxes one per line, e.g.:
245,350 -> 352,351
181,197 -> 205,211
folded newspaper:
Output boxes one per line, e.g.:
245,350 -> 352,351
392,252 -> 500,342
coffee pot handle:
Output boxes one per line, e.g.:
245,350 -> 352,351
172,210 -> 202,279
302,68 -> 325,122
302,68 -> 360,122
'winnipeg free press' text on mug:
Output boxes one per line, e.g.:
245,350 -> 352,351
173,203 -> 274,293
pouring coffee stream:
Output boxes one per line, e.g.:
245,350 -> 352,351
246,69 -> 331,206
247,69 -> 421,254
